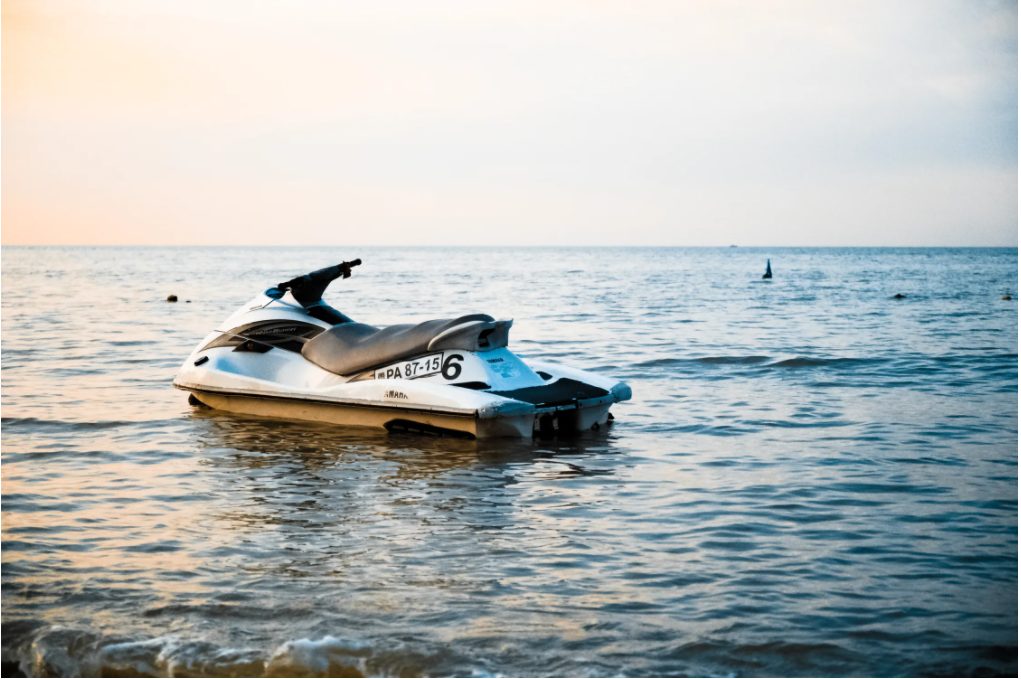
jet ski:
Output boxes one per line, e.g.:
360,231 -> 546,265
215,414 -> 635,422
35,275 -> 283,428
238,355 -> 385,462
173,259 -> 632,438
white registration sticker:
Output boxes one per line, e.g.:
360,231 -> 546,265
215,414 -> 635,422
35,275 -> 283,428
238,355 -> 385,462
375,353 -> 443,380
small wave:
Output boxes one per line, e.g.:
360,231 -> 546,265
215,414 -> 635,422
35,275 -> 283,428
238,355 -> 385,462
632,357 -> 691,368
696,355 -> 771,365
0,417 -> 159,431
741,418 -> 853,430
629,357 -> 680,367
633,355 -> 770,368
768,357 -> 883,369
3,626 -> 474,678
632,355 -> 890,370
108,340 -> 157,347
266,636 -> 370,677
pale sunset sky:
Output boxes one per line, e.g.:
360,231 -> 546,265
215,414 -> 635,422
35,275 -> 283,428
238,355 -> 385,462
2,0 -> 1017,246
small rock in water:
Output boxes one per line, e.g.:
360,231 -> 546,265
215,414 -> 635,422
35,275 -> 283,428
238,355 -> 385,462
166,294 -> 178,302
892,293 -> 906,299
1002,294 -> 1012,301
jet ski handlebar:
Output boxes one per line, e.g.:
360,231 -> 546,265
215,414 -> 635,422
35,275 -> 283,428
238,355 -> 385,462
276,259 -> 362,307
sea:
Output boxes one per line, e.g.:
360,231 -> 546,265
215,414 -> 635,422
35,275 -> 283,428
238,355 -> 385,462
1,246 -> 1017,677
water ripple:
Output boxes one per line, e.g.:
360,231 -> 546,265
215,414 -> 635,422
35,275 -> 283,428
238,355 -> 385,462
1,246 -> 1016,677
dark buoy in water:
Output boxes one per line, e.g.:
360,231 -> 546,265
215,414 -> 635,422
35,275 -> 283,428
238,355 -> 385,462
892,293 -> 907,300
762,259 -> 772,279
166,294 -> 178,302
1003,294 -> 1013,301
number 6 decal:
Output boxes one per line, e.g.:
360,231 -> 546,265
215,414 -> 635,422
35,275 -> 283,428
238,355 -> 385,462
441,353 -> 463,380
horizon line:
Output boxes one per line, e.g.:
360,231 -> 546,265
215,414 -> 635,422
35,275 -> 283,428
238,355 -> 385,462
1,243 -> 1018,249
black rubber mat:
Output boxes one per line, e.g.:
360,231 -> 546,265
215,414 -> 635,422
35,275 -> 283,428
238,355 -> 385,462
491,378 -> 609,406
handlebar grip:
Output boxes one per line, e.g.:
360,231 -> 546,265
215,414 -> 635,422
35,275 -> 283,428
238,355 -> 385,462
277,259 -> 362,305
339,259 -> 361,279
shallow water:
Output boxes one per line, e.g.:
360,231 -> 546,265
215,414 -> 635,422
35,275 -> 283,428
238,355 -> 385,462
2,246 -> 1017,677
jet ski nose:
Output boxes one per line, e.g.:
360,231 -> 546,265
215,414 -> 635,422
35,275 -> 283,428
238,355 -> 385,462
610,382 -> 632,402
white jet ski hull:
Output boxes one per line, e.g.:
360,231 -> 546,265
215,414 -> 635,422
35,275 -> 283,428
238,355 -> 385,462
180,388 -> 612,438
175,345 -> 626,438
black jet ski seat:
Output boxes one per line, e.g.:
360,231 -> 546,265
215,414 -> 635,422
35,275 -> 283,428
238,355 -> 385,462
301,314 -> 513,376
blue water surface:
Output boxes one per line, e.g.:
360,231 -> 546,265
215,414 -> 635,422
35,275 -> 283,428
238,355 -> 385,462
1,246 -> 1017,676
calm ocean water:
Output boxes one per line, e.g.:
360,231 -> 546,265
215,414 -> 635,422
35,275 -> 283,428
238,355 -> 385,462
1,246 -> 1017,677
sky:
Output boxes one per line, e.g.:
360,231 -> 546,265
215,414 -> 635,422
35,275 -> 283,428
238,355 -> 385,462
2,0 -> 1017,246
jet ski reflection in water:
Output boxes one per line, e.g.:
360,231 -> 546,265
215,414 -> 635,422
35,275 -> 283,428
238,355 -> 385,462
174,260 -> 632,438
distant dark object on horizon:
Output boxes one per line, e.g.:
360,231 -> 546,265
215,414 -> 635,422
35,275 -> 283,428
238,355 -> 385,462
167,294 -> 178,303
762,259 -> 772,279
892,293 -> 907,299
